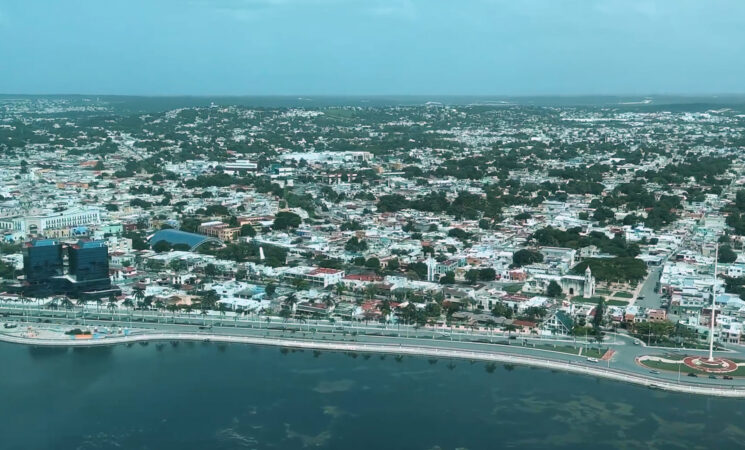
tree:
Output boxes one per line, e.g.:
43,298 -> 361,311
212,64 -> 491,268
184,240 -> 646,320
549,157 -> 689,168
273,211 -> 302,230
387,258 -> 400,271
153,240 -> 172,253
592,298 -> 605,331
365,257 -> 381,270
345,237 -> 368,253
491,302 -> 513,319
440,271 -> 455,284
447,228 -> 470,242
479,268 -> 496,281
168,259 -> 187,272
265,283 -> 277,297
204,263 -> 218,279
512,249 -> 543,268
240,224 -> 256,237
546,280 -> 563,298
0,260 -> 16,280
572,258 -> 647,283
133,286 -> 145,307
593,207 -> 615,223
199,289 -> 219,311
719,244 -> 737,264
465,269 -> 480,284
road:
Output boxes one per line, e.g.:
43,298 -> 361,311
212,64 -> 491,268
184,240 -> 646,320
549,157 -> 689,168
633,266 -> 665,310
3,302 -> 745,392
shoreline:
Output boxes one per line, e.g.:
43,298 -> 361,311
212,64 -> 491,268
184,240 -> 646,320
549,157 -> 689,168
3,331 -> 745,398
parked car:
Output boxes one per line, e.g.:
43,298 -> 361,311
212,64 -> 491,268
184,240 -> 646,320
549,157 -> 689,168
687,372 -> 698,377
724,375 -> 734,380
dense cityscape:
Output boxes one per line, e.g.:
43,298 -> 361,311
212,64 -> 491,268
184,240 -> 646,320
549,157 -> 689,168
1,95 -> 745,382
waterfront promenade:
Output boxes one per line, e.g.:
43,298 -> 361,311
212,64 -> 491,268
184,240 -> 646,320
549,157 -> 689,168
2,328 -> 745,398
4,308 -> 745,398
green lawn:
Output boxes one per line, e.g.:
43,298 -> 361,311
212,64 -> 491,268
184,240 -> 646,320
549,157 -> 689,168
613,291 -> 634,299
570,296 -> 628,306
595,288 -> 612,295
571,296 -> 606,304
530,343 -> 608,358
503,283 -> 524,294
531,344 -> 581,355
606,299 -> 630,306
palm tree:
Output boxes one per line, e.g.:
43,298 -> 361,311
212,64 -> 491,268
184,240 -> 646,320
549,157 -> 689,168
121,298 -> 134,326
218,302 -> 227,322
505,323 -> 517,338
18,293 -> 27,319
107,297 -> 117,319
133,286 -> 145,307
284,293 -> 298,320
199,290 -> 219,312
95,297 -> 103,319
61,298 -> 74,318
167,304 -> 178,323
200,305 -> 209,326
153,299 -> 165,323
234,307 -> 243,327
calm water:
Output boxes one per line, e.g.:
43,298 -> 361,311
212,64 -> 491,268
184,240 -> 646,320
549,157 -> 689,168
0,342 -> 743,450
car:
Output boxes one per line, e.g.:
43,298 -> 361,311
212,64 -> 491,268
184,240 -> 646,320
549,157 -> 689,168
586,357 -> 599,363
638,296 -> 645,300
508,336 -> 517,340
649,370 -> 660,374
709,375 -> 717,379
687,372 -> 698,377
724,375 -> 734,380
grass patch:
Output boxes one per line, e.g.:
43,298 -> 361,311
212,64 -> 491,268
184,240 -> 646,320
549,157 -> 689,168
571,296 -> 627,306
606,299 -> 630,306
529,344 -> 608,359
595,288 -> 612,295
571,296 -> 606,304
613,291 -> 634,299
503,283 -> 524,294
583,347 -> 609,359
531,344 -> 581,355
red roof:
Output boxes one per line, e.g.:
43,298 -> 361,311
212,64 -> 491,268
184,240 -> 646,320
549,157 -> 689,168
308,267 -> 342,275
344,273 -> 383,282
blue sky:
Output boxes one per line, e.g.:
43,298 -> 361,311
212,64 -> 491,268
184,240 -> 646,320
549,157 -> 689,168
0,0 -> 743,95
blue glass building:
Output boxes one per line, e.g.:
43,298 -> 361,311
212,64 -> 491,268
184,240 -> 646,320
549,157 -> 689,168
23,239 -> 64,295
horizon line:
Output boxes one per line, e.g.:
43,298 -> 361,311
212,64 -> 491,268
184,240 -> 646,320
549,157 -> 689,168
3,92 -> 745,99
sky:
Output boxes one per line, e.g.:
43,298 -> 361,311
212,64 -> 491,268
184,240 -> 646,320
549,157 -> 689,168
0,0 -> 744,96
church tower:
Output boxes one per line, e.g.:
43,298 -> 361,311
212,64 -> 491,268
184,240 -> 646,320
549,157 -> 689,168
583,266 -> 595,298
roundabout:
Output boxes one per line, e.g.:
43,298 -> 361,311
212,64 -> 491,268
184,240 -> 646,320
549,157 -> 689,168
682,356 -> 738,374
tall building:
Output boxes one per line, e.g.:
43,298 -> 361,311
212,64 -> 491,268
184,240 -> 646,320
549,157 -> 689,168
67,240 -> 113,294
23,239 -> 64,295
22,239 -> 117,299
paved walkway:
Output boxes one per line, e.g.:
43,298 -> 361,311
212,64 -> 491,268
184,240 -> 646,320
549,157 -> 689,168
3,326 -> 745,398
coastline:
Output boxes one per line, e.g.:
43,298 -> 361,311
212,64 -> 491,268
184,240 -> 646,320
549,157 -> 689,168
3,331 -> 745,398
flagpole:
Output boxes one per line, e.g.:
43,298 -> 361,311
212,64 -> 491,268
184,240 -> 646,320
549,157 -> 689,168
708,245 -> 718,362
